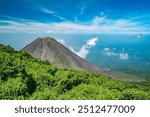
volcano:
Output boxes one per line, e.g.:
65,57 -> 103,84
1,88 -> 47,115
22,37 -> 102,73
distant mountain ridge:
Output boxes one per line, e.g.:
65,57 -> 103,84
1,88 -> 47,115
22,37 -> 102,73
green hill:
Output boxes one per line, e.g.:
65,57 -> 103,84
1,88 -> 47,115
0,44 -> 150,100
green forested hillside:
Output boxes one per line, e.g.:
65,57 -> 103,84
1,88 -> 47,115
0,44 -> 150,100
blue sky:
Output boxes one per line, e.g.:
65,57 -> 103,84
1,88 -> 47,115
0,0 -> 150,34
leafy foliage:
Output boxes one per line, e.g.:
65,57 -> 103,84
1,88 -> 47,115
0,44 -> 150,100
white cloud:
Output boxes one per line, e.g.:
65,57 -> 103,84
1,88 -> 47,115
22,1 -> 68,21
69,46 -> 76,53
93,16 -> 110,25
40,7 -> 55,14
0,16 -> 150,34
103,48 -> 129,60
0,20 -> 98,34
39,6 -> 68,21
103,48 -> 118,56
56,39 -> 65,45
91,16 -> 150,34
120,53 -> 129,60
87,37 -> 98,46
70,37 -> 98,58
75,45 -> 89,58
104,48 -> 110,51
53,14 -> 68,21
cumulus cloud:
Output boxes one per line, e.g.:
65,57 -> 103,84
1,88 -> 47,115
87,37 -> 98,46
75,46 -> 89,58
70,37 -> 98,58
